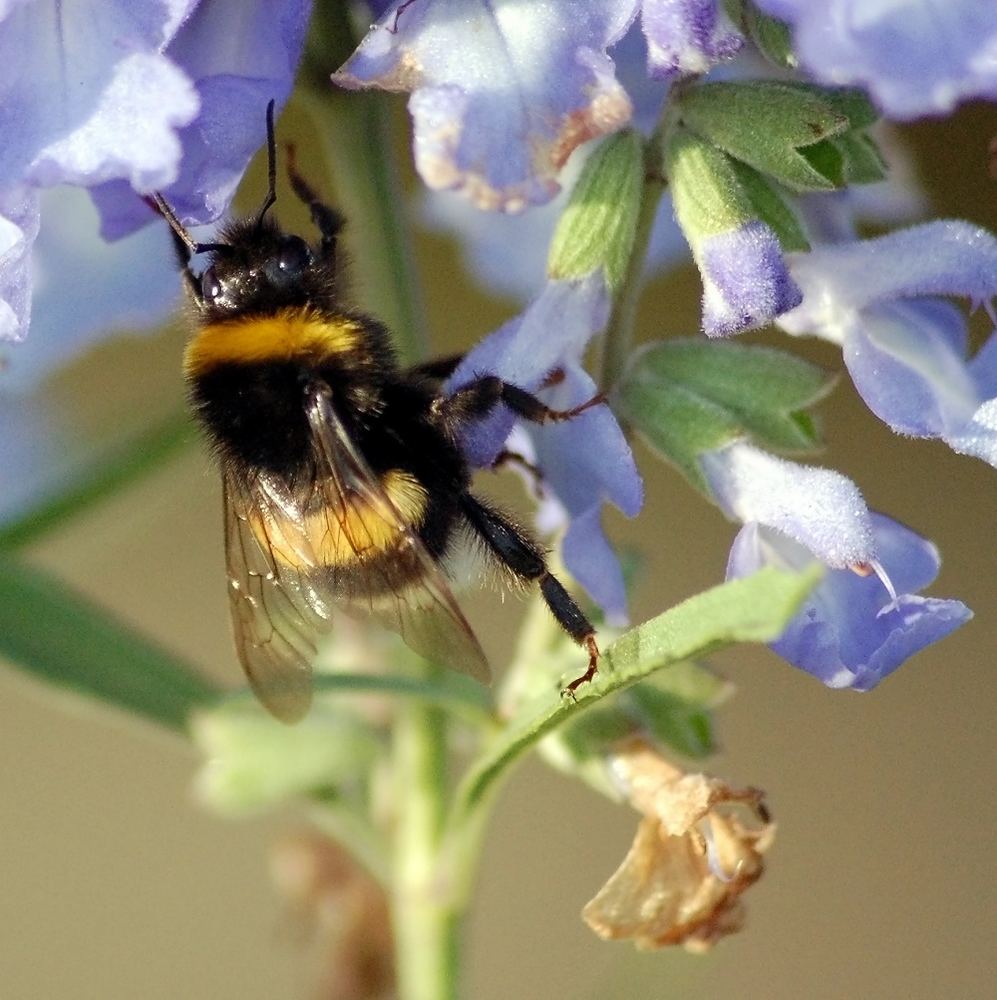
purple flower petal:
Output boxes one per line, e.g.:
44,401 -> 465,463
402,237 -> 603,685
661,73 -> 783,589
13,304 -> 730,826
530,365 -> 643,623
93,0 -> 313,237
642,0 -> 743,80
0,1 -> 200,191
701,441 -> 875,567
447,273 -> 611,465
0,185 -> 40,343
335,0 -> 638,210
753,0 -> 997,119
2,186 -> 178,389
699,221 -> 802,337
781,222 -> 997,342
727,515 -> 972,690
447,273 -> 642,619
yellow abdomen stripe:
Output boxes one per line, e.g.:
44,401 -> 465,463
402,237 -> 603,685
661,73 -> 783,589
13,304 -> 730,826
185,308 -> 361,377
252,470 -> 429,569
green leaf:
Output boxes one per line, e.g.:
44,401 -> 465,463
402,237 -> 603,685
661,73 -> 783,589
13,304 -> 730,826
615,338 -> 834,493
0,557 -> 218,732
743,4 -> 798,70
547,129 -> 643,291
678,81 -> 878,192
452,566 -> 820,821
192,701 -> 383,815
833,131 -> 889,185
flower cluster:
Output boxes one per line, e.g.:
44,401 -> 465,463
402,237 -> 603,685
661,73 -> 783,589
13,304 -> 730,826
3,0 -> 995,965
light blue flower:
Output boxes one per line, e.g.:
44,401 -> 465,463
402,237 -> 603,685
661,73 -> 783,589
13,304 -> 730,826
726,514 -> 973,690
779,221 -> 997,468
699,220 -> 802,338
754,0 -> 997,119
642,0 -> 743,80
0,0 -> 311,356
700,441 -> 875,568
336,0 -> 640,210
447,274 -> 643,622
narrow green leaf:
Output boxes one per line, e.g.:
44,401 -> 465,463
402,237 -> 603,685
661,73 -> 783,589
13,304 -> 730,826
0,412 -> 194,552
615,338 -> 834,493
0,558 -> 218,732
678,81 -> 877,192
452,566 -> 820,820
834,131 -> 889,185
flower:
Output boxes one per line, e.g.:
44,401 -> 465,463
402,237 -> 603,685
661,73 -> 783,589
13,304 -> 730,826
753,0 -> 997,119
446,274 -> 643,623
726,514 -> 973,690
700,440 -> 875,568
698,220 -> 803,337
0,0 -> 311,358
335,0 -> 638,211
642,0 -> 743,80
582,738 -> 775,951
779,221 -> 997,468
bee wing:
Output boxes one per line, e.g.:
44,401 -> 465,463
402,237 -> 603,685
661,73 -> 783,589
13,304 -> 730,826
302,379 -> 490,685
224,469 -> 329,722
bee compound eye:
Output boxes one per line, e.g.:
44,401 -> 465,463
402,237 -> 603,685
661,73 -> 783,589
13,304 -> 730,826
277,236 -> 311,275
200,265 -> 222,302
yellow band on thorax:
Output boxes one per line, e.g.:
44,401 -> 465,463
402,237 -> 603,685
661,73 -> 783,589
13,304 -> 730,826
184,308 -> 361,377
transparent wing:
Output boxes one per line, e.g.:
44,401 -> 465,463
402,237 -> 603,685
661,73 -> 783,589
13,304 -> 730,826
224,470 -> 330,723
302,380 -> 490,684
222,378 -> 489,722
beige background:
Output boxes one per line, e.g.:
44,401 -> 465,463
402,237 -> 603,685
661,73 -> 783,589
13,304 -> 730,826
1,99 -> 995,998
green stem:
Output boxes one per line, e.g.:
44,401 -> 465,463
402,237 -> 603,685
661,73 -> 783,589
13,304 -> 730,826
298,0 -> 428,364
391,670 -> 461,1000
599,139 -> 667,390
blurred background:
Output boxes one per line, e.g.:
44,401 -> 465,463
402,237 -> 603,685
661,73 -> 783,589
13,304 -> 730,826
0,91 -> 994,999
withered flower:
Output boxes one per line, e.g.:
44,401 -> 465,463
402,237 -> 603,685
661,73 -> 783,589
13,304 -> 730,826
583,738 -> 775,952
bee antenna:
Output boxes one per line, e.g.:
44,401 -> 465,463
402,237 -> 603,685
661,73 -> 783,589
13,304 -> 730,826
254,99 -> 278,229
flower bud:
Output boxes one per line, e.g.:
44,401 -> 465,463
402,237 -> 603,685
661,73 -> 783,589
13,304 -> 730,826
547,129 -> 643,292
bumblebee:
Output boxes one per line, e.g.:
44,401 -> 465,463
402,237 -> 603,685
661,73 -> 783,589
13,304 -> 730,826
153,103 -> 601,722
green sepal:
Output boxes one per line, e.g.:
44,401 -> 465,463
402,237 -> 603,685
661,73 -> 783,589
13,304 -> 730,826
665,127 -> 808,259
743,4 -> 798,69
677,81 -> 880,192
547,129 -> 643,291
615,338 -> 834,494
191,700 -> 383,815
833,130 -> 889,185
453,566 -> 821,822
0,557 -> 218,732
730,159 -> 810,252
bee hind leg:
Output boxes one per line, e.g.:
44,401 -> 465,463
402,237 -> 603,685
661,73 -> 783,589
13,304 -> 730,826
459,493 -> 599,692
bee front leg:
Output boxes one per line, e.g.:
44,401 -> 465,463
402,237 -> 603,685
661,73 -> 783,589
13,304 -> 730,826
460,493 -> 600,694
441,375 -> 606,428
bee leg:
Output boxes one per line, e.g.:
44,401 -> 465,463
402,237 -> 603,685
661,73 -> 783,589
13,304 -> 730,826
460,494 -> 599,692
285,143 -> 345,259
492,448 -> 545,498
442,375 -> 606,428
144,196 -> 202,302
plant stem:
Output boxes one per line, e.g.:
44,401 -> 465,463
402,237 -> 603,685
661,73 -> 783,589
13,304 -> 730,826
391,674 -> 461,1000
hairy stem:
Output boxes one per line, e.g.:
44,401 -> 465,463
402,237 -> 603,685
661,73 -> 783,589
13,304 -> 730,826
391,676 -> 461,1000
